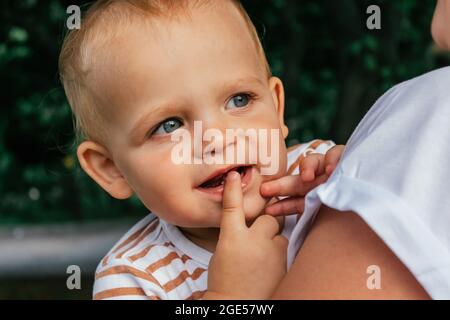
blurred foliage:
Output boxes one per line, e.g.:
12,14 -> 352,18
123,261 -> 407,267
0,0 -> 448,224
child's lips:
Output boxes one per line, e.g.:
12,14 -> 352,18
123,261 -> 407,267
195,165 -> 254,201
197,165 -> 247,187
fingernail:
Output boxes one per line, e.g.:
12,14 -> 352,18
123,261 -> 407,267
227,171 -> 239,181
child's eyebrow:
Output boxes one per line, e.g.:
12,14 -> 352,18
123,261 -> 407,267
129,76 -> 265,141
129,103 -> 182,141
222,76 -> 265,93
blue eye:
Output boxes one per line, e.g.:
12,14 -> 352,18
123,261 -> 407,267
152,118 -> 183,135
226,93 -> 251,109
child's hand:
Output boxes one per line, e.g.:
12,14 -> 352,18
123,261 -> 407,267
203,171 -> 288,300
300,144 -> 345,181
260,145 -> 345,217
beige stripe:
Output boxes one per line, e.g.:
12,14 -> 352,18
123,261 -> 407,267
95,265 -> 162,287
186,290 -> 207,300
101,221 -> 154,267
115,220 -> 159,259
128,244 -> 158,262
146,251 -> 191,273
163,267 -> 206,292
128,241 -> 172,262
101,255 -> 110,267
112,224 -> 149,254
287,155 -> 304,175
93,287 -> 159,300
309,139 -> 325,150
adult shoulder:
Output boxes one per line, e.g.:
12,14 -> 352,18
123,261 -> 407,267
285,67 -> 450,299
273,206 -> 430,299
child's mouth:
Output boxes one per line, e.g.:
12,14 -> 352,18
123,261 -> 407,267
196,165 -> 254,198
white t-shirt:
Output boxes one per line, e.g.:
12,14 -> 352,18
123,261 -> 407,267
93,140 -> 334,300
287,67 -> 450,299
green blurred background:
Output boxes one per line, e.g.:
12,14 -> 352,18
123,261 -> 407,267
0,0 -> 449,299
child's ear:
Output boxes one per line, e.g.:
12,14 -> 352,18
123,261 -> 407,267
269,76 -> 289,139
77,141 -> 133,199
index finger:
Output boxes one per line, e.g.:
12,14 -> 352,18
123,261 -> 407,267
221,170 -> 246,232
260,174 -> 328,198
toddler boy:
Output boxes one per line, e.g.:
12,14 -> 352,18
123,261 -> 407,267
59,0 -> 342,299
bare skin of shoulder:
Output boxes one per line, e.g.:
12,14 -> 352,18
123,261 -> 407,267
271,205 -> 430,299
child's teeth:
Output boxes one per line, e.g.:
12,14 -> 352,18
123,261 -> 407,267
201,166 -> 250,189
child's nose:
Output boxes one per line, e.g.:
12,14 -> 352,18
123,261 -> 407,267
202,137 -> 236,160
192,116 -> 239,162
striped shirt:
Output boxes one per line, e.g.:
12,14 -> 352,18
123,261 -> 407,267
93,139 -> 335,300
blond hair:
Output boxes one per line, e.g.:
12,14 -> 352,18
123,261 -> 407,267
59,0 -> 271,143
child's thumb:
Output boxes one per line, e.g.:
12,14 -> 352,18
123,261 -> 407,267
221,170 -> 246,232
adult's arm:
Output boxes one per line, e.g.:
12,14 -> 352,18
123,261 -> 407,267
273,68 -> 450,299
271,205 -> 430,299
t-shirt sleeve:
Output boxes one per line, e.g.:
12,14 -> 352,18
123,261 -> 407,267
287,67 -> 450,299
93,257 -> 167,300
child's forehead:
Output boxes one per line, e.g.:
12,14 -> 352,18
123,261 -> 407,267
94,1 -> 260,66
88,2 -> 265,113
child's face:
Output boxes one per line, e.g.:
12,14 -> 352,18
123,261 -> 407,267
86,1 -> 289,228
